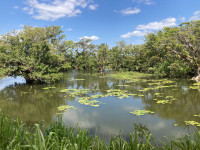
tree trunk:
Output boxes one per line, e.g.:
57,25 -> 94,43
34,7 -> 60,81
192,66 -> 200,82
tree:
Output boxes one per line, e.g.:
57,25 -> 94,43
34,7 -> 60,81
0,25 -> 69,83
109,41 -> 126,71
96,43 -> 109,72
75,39 -> 96,70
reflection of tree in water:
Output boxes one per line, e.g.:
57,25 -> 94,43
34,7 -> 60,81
2,71 -> 200,128
0,84 -> 67,125
130,80 -> 200,125
108,79 -> 200,126
73,72 -> 110,95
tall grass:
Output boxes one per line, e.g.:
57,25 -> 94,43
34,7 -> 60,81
1,112 -> 200,150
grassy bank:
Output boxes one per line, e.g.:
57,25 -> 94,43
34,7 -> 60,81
1,112 -> 200,150
108,71 -> 154,80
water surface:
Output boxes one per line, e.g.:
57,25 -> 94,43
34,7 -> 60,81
0,71 -> 199,142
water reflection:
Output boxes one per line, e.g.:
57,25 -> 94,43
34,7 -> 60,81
0,71 -> 199,141
0,76 -> 26,90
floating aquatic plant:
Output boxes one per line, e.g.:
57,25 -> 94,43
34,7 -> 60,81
78,97 -> 100,107
156,100 -> 171,104
184,121 -> 200,126
165,96 -> 177,101
116,85 -> 130,87
60,89 -> 90,97
42,87 -> 56,90
130,110 -> 154,116
57,105 -> 76,111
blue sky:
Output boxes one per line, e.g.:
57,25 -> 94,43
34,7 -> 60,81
0,0 -> 200,46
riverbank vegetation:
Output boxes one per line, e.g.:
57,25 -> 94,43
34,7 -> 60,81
1,112 -> 200,150
0,114 -> 200,150
0,20 -> 200,82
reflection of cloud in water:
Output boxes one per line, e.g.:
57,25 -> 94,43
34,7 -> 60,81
100,126 -> 119,137
62,109 -> 121,137
0,76 -> 26,90
63,109 -> 97,128
123,105 -> 140,112
150,121 -> 166,130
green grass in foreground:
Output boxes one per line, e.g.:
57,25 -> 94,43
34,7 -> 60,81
1,113 -> 200,150
109,72 -> 154,80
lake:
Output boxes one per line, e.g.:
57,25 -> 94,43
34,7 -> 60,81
0,71 -> 199,143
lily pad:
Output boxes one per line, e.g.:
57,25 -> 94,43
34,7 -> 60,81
130,110 -> 154,116
42,87 -> 56,90
57,105 -> 76,111
184,121 -> 200,126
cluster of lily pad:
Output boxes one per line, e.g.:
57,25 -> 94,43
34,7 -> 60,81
137,79 -> 178,91
60,89 -> 90,97
59,88 -> 142,108
42,87 -> 56,90
189,82 -> 200,90
57,105 -> 76,112
184,121 -> 200,127
153,95 -> 177,104
104,89 -> 132,99
130,110 -> 154,116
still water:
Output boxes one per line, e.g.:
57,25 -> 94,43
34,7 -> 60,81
0,71 -> 199,142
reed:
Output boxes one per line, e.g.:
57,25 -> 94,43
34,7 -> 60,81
1,112 -> 200,150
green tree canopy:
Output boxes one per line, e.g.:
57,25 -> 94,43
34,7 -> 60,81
0,26 -> 71,83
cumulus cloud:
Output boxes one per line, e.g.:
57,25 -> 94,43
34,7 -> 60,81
121,17 -> 177,38
23,0 -> 91,21
179,17 -> 186,22
120,7 -> 141,15
136,17 -> 177,30
132,0 -> 154,5
121,30 -> 147,38
80,35 -> 99,41
89,4 -> 98,10
23,7 -> 34,15
189,11 -> 200,21
66,28 -> 72,31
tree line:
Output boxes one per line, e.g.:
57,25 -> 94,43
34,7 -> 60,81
0,20 -> 200,82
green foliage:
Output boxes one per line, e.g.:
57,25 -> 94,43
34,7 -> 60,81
0,25 -> 72,83
1,20 -> 200,82
2,112 -> 200,149
141,20 -> 200,78
96,43 -> 109,72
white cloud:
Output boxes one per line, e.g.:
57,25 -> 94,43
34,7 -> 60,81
132,0 -> 154,5
121,30 -> 147,38
136,17 -> 177,30
121,17 -> 177,38
23,0 -> 91,21
13,6 -> 19,9
19,24 -> 25,28
189,11 -> 200,21
89,4 -> 98,10
66,28 -> 72,31
179,17 -> 186,22
80,35 -> 99,41
23,7 -> 34,15
120,7 -> 141,15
